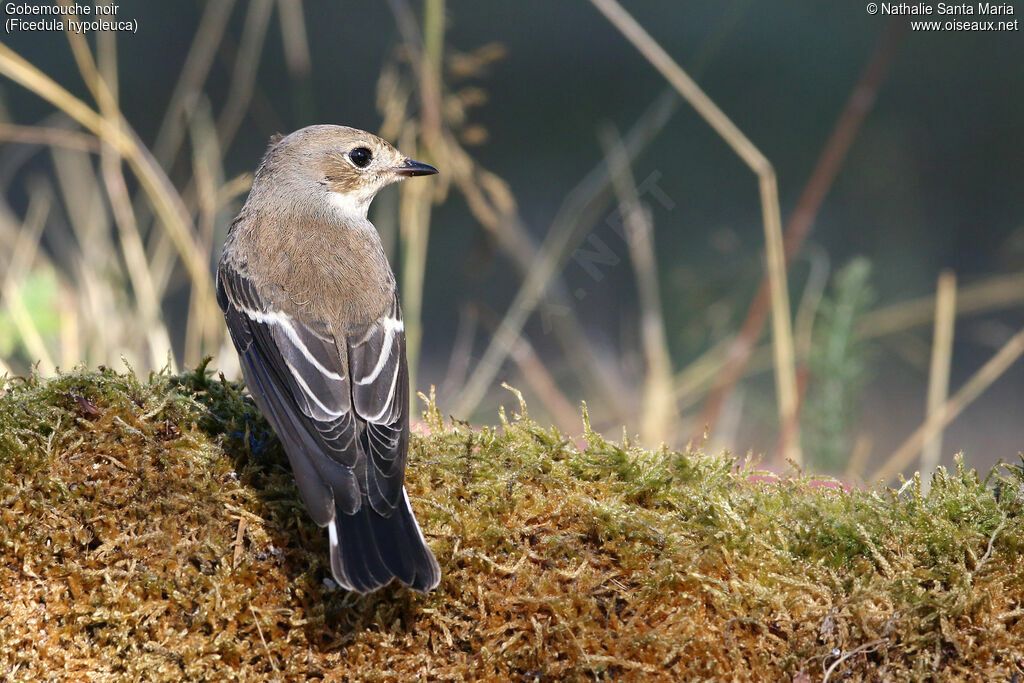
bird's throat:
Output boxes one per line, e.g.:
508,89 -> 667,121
327,189 -> 371,221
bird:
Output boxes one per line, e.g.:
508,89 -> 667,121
216,124 -> 441,594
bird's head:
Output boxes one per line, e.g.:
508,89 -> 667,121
256,125 -> 438,220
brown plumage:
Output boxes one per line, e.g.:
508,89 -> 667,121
217,125 -> 440,593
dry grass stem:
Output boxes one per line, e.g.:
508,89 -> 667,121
860,270 -> 1024,339
419,0 -> 446,141
673,338 -> 731,411
695,20 -> 905,449
60,3 -> 118,116
58,288 -> 79,371
87,30 -> 175,371
507,332 -> 582,436
217,0 -> 274,152
920,270 -> 957,484
442,129 -> 632,424
793,247 -> 831,362
49,146 -> 106,272
588,0 -> 800,462
100,149 -> 175,372
0,123 -> 100,153
0,42 -> 220,355
389,0 -> 444,395
466,89 -> 676,423
452,89 -> 678,420
399,141 -> 434,395
759,172 -> 801,463
217,172 -> 255,210
873,323 -> 1024,482
249,605 -> 280,674
1,191 -> 54,374
676,270 -> 1024,409
822,639 -> 888,682
184,102 -> 225,366
438,86 -> 677,424
451,194 -> 588,418
277,0 -> 312,79
153,0 -> 236,167
439,305 -> 478,402
845,433 -> 874,480
600,126 -> 676,445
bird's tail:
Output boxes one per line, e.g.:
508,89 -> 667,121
327,487 -> 441,594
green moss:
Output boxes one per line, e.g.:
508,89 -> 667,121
1,364 -> 1022,680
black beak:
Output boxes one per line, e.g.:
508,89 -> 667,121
394,159 -> 439,177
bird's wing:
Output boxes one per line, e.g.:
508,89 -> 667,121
346,294 -> 410,515
217,259 -> 380,523
218,258 -> 436,593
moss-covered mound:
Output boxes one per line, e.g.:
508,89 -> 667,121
0,364 -> 1022,680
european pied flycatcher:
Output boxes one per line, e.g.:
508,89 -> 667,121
217,125 -> 440,593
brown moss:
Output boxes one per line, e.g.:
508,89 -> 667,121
1,365 -> 1022,680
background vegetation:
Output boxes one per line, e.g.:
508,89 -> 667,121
0,4 -> 1021,503
1,4 -> 1023,677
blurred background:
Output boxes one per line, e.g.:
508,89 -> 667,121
0,1 -> 1021,481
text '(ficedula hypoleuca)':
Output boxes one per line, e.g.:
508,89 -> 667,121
217,125 -> 440,593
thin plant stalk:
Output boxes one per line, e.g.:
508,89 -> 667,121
438,304 -> 477,402
101,150 -> 175,372
144,0 -> 235,306
93,25 -> 176,371
919,270 -> 957,485
49,146 -> 107,272
147,0 -> 270,322
153,0 -> 237,167
451,89 -> 677,420
277,0 -> 312,79
695,19 -> 905,444
399,137 -> 434,396
858,271 -> 1024,339
475,305 -> 579,435
508,332 -> 581,436
184,100 -> 226,366
844,434 -> 873,480
872,323 -> 1024,482
0,42 -> 220,359
675,270 -> 1024,410
600,126 -> 675,445
0,124 -> 100,153
588,0 -> 801,462
58,287 -> 80,370
1,191 -> 54,374
443,91 -> 678,423
399,0 -> 444,396
793,247 -> 831,365
218,0 -> 275,151
420,0 -> 445,141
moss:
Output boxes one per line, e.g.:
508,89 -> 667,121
1,364 -> 1022,680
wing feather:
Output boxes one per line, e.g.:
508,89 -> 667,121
217,262 -> 362,516
348,297 -> 410,515
217,261 -> 410,519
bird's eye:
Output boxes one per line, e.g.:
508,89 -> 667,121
349,147 -> 372,168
